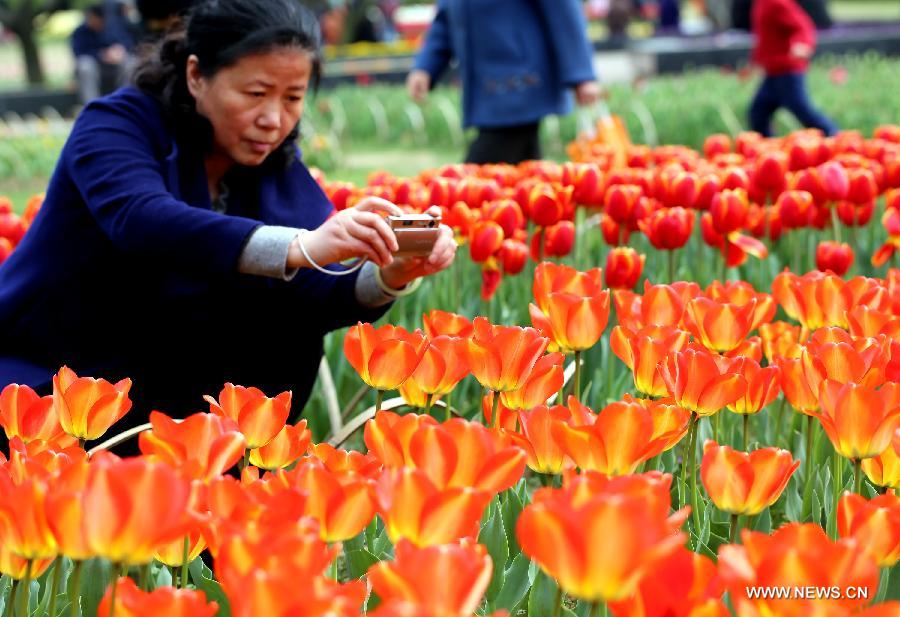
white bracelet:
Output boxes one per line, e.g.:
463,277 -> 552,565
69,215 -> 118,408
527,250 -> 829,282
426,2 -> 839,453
374,266 -> 422,298
296,229 -> 366,276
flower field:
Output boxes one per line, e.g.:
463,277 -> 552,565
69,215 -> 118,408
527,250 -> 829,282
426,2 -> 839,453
2,116 -> 900,615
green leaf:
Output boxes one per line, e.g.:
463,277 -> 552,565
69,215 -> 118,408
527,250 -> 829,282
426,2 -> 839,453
785,481 -> 802,522
188,558 -> 232,617
753,509 -> 772,534
79,559 -> 113,617
500,486 -> 525,557
493,553 -> 533,611
478,513 -> 509,602
345,548 -> 379,581
372,524 -> 394,560
527,570 -> 559,617
153,563 -> 173,590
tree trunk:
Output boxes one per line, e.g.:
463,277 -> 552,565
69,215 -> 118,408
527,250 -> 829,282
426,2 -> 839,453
16,25 -> 46,86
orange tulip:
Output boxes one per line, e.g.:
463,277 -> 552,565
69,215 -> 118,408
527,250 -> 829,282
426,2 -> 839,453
700,441 -> 799,516
659,348 -> 746,417
604,184 -> 643,225
517,472 -> 687,602
703,280 -> 776,331
52,366 -> 132,442
205,383 -> 292,450
816,380 -> 900,461
138,411 -> 246,481
309,442 -> 382,479
861,428 -> 900,490
373,467 -> 491,546
801,330 -> 888,396
838,492 -> 900,568
0,471 -> 57,560
0,544 -> 52,580
154,525 -> 206,568
604,247 -> 645,290
506,404 -> 576,474
404,335 -> 470,398
817,241 -> 854,276
529,263 -> 610,353
343,322 -> 429,392
397,378 -> 432,410
709,188 -> 750,235
774,355 -> 819,415
777,189 -> 814,228
367,540 -> 492,616
759,321 -> 802,362
639,207 -> 694,250
99,577 -> 218,617
0,383 -> 72,445
422,310 -> 474,339
552,397 -> 691,476
718,523 -> 878,617
44,455 -> 94,561
606,545 -> 727,617
468,220 -> 504,262
611,325 -> 691,397
464,317 -> 549,392
364,411 -> 438,468
80,453 -> 193,565
278,459 -> 376,542
726,357 -> 781,415
846,305 -> 900,339
772,271 -> 854,331
683,296 -> 758,353
248,421 -> 311,470
500,352 -> 564,410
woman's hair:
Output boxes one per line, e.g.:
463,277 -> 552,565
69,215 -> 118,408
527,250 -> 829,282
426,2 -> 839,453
134,0 -> 322,170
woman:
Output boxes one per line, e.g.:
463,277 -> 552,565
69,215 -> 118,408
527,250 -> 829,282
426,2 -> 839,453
0,0 -> 456,433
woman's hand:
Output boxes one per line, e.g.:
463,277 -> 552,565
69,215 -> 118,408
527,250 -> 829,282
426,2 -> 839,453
379,206 -> 457,290
289,197 -> 402,269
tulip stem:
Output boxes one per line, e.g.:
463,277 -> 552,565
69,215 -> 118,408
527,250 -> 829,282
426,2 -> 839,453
853,459 -> 862,495
876,567 -> 892,604
444,391 -> 452,422
180,536 -> 190,589
77,438 -> 86,450
830,205 -> 842,244
667,250 -> 676,283
551,586 -> 562,617
712,412 -> 719,443
729,513 -> 740,544
743,414 -> 750,451
424,393 -> 434,417
490,392 -> 501,429
573,350 -> 582,403
19,559 -> 33,617
684,413 -> 701,534
5,579 -> 17,617
375,390 -> 384,414
801,415 -> 815,521
48,557 -> 63,617
69,560 -> 83,617
832,455 -> 843,539
139,563 -> 150,591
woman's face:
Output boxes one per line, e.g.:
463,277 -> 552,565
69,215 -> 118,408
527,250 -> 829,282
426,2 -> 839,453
187,47 -> 313,167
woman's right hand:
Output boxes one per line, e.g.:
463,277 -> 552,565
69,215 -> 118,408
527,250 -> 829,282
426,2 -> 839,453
288,197 -> 403,270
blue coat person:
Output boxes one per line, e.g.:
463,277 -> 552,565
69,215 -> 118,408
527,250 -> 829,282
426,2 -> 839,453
0,87 -> 391,423
413,0 -> 597,129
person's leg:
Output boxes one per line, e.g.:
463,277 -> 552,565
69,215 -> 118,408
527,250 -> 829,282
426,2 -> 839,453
748,75 -> 779,137
780,72 -> 839,136
466,123 -> 542,165
522,122 -> 542,162
465,128 -> 503,164
75,55 -> 101,104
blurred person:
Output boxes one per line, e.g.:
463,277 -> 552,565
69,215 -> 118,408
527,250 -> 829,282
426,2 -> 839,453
136,0 -> 201,40
748,0 -> 837,137
70,4 -> 131,104
406,0 -> 601,165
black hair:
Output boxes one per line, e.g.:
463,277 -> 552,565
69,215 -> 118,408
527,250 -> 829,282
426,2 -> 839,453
134,0 -> 322,171
86,5 -> 105,18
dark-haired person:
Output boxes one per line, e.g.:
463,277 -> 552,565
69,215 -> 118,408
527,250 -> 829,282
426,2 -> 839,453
0,0 -> 456,439
406,0 -> 600,165
71,4 -> 132,104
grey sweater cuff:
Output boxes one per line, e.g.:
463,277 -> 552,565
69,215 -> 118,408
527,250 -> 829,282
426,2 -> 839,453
237,225 -> 301,281
355,261 -> 396,308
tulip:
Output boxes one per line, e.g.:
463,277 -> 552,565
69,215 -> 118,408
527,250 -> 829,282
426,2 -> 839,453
683,297 -> 758,353
726,357 -> 781,448
52,366 -> 132,443
403,336 -> 469,414
480,265 -> 502,301
552,397 -> 691,476
484,198 -> 524,238
506,404 -> 575,475
464,317 -> 549,421
99,577 -> 218,617
139,411 -> 246,481
660,348 -> 745,418
374,467 -> 491,546
516,472 -> 687,603
776,189 -> 814,228
709,188 -> 749,235
248,421 -> 311,470
700,441 -> 798,526
772,270 -> 854,332
500,352 -> 564,411
819,161 -> 850,202
499,238 -> 529,275
344,323 -> 428,411
604,247 -> 645,290
703,133 -> 731,158
718,523 -> 878,617
638,207 -> 694,250
861,428 -> 900,490
562,162 -> 604,206
0,383 -> 71,446
541,220 -> 576,258
0,471 -> 57,560
0,544 -> 52,580
838,493 -> 900,568
204,383 -> 291,450
468,220 -> 504,263
528,285 -> 610,355
847,167 -> 878,204
367,540 -> 492,616
814,240 -> 854,276
611,325 -> 691,397
759,321 -> 801,362
604,184 -> 642,225
751,150 -> 788,197
600,213 -> 629,246
422,309 -> 473,339
817,380 -> 900,462
606,546 -> 727,617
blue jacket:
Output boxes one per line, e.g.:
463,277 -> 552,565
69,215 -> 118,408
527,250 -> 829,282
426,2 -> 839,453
413,0 -> 596,129
71,24 -> 114,60
0,87 -> 390,422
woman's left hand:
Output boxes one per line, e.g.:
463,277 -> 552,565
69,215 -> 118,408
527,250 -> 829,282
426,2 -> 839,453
379,206 -> 457,290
